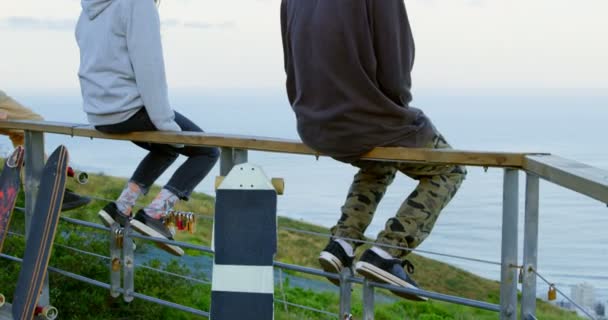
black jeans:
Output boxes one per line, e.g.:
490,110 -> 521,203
96,108 -> 219,200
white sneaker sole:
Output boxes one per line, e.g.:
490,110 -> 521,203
318,252 -> 345,286
355,261 -> 427,301
131,219 -> 184,257
98,210 -> 116,228
99,210 -> 138,250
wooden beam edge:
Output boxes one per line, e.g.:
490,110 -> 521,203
0,120 -> 533,167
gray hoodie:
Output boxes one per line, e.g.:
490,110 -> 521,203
76,0 -> 180,132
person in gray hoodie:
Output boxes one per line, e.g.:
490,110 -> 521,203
76,0 -> 219,256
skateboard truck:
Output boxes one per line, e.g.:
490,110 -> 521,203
35,305 -> 58,320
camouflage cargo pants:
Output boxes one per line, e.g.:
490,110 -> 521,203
331,129 -> 467,258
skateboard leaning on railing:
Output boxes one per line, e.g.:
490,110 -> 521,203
0,147 -> 25,310
11,145 -> 69,320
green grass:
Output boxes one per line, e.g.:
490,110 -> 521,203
0,170 -> 582,319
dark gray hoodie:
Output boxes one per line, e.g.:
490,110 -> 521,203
76,0 -> 180,132
281,0 -> 434,162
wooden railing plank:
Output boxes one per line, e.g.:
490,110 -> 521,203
0,120 -> 531,167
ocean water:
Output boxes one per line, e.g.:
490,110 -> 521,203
4,89 -> 608,303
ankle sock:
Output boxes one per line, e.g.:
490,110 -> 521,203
116,182 -> 142,216
144,188 -> 179,219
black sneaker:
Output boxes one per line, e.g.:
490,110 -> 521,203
61,189 -> 91,212
355,248 -> 427,301
318,239 -> 355,286
131,210 -> 184,257
98,202 -> 131,228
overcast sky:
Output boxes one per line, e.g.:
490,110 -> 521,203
0,0 -> 607,91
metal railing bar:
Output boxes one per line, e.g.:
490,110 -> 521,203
280,227 -> 503,267
14,206 -> 111,232
127,232 -> 213,253
370,281 -> 500,312
15,208 -> 213,254
1,254 -> 112,290
273,261 -> 342,283
275,298 -> 339,318
532,269 -> 597,320
130,292 -> 210,318
55,243 -> 111,261
0,253 -> 210,318
524,155 -> 608,204
8,201 -> 502,315
134,264 -> 210,285
9,231 -> 112,263
60,216 -> 111,232
7,230 -> 211,285
16,207 -> 502,272
273,261 -> 499,313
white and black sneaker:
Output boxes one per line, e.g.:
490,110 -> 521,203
318,239 -> 355,286
131,210 -> 184,257
355,247 -> 427,301
98,202 -> 131,228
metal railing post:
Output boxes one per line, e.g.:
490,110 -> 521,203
500,169 -> 519,320
362,279 -> 375,320
522,173 -> 540,320
339,268 -> 352,319
24,130 -> 50,306
220,148 -> 248,176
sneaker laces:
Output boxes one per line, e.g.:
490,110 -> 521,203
401,259 -> 415,274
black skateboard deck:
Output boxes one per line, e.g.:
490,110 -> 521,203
12,145 -> 68,320
0,146 -> 24,253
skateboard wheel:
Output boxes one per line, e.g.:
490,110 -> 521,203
76,171 -> 89,184
40,305 -> 59,320
0,293 -> 5,307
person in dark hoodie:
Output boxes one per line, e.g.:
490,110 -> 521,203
75,0 -> 219,256
281,0 -> 467,299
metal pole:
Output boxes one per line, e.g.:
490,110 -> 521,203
220,148 -> 248,176
339,268 -> 352,319
123,222 -> 135,303
500,169 -> 519,320
219,147 -> 233,176
362,279 -> 375,320
24,130 -> 49,306
522,174 -> 540,320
